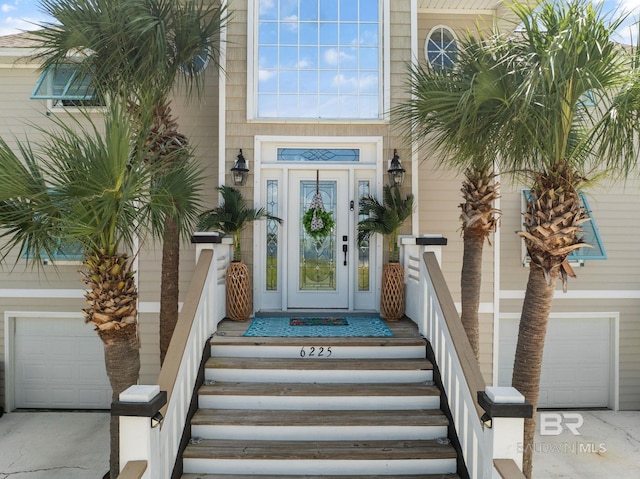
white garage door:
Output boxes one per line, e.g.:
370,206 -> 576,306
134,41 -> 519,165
14,316 -> 112,409
498,315 -> 612,408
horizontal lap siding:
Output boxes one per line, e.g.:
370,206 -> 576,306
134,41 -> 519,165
500,178 -> 640,410
0,55 -> 220,401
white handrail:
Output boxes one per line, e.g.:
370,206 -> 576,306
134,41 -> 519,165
157,242 -> 231,478
405,244 -> 490,479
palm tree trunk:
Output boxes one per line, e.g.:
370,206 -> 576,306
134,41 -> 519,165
100,326 -> 141,479
460,229 -> 484,360
511,263 -> 557,479
160,217 -> 180,364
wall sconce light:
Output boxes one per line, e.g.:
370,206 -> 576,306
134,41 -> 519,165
231,149 -> 249,186
387,149 -> 405,187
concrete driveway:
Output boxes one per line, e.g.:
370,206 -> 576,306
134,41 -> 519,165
0,409 -> 638,478
0,411 -> 109,479
534,410 -> 640,478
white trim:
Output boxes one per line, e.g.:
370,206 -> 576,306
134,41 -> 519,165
383,0 -> 391,121
493,171 -> 502,386
500,290 -> 640,300
418,8 -> 495,16
498,312 -> 620,411
246,0 -> 256,122
410,0 -> 419,236
253,136 -> 384,312
219,0 -> 229,189
0,289 -> 84,298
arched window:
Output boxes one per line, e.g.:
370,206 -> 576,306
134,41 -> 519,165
425,25 -> 457,69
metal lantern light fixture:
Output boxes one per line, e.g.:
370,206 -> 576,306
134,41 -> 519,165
387,149 -> 405,187
231,149 -> 249,186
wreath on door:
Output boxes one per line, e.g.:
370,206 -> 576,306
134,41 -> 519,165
302,171 -> 335,240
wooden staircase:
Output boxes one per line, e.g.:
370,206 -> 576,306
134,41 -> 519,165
180,318 -> 461,478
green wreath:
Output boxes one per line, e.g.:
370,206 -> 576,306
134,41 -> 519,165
303,207 -> 335,240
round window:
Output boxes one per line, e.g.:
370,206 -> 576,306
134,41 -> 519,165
425,26 -> 457,69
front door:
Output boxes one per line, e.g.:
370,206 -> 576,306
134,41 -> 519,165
287,170 -> 350,309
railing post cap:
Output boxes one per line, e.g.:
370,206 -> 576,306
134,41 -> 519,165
485,386 -> 525,404
119,385 -> 160,402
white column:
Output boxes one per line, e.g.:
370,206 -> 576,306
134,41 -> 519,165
482,386 -> 530,470
118,385 -> 165,479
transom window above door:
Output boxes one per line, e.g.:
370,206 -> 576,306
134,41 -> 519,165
254,0 -> 381,120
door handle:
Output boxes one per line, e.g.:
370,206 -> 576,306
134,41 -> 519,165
342,244 -> 348,266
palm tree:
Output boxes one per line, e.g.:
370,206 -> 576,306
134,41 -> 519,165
474,1 -> 640,476
0,100 -> 203,478
392,32 -> 506,360
31,0 -> 227,364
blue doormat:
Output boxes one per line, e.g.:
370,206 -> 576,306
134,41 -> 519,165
243,316 -> 394,337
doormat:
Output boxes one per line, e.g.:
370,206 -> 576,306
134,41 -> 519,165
243,316 -> 394,337
290,317 -> 348,326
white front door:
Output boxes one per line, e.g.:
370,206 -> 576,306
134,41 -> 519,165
287,170 -> 350,309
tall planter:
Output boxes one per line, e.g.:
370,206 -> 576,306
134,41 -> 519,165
225,261 -> 252,321
199,186 -> 282,322
380,262 -> 405,321
357,185 -> 414,321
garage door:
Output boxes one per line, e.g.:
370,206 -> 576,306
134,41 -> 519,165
14,316 -> 112,409
498,315 -> 612,408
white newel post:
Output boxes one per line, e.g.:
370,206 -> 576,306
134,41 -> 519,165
400,235 -> 448,331
479,386 -> 533,471
192,232 -> 233,323
114,385 -> 167,479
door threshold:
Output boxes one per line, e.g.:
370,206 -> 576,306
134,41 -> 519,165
255,310 -> 379,318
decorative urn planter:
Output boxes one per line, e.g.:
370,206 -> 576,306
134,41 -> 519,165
225,261 -> 252,321
380,262 -> 405,321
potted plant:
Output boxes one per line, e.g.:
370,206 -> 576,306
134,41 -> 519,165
357,185 -> 414,320
198,185 -> 282,320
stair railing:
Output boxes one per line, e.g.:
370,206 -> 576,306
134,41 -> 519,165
403,238 -> 530,479
117,236 -> 231,479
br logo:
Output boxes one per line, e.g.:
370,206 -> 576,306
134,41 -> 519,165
539,412 -> 584,436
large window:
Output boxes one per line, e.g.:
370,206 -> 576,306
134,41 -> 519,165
255,0 -> 381,120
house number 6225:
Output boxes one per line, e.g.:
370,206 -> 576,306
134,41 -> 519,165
300,346 -> 332,358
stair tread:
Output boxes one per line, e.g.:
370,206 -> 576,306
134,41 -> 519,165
182,475 -> 461,479
183,439 -> 457,460
210,335 -> 426,347
198,382 -> 440,397
207,357 -> 433,370
192,408 -> 449,427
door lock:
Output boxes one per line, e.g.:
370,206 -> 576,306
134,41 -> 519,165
350,200 -> 355,211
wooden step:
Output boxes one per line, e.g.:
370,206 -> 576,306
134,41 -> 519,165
182,439 -> 457,476
182,474 -> 462,479
210,335 -> 427,360
197,382 -> 441,410
205,357 -> 433,383
191,409 -> 449,440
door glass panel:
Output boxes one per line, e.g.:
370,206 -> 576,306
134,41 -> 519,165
299,180 -> 337,291
266,180 -> 279,291
358,180 -> 370,291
